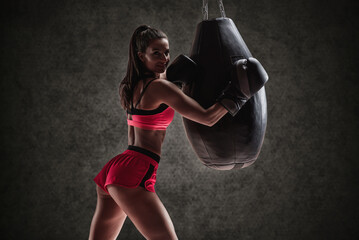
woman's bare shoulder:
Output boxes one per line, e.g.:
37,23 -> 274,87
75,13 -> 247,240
150,78 -> 177,90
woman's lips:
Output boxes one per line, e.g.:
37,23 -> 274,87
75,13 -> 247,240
156,65 -> 166,72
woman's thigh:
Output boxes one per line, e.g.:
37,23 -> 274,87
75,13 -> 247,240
95,186 -> 126,220
89,186 -> 127,240
107,185 -> 178,240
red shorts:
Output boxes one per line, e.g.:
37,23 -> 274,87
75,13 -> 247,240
94,145 -> 160,194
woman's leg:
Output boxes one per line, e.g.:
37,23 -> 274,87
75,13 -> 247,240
89,186 -> 127,240
107,185 -> 178,240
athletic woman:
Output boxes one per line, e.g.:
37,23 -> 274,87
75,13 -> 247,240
89,25 -> 228,240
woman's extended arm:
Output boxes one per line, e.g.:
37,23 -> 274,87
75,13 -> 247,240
149,79 -> 228,127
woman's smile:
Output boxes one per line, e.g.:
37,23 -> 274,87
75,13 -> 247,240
138,38 -> 170,74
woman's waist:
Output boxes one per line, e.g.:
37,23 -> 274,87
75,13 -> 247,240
125,145 -> 161,165
131,131 -> 165,156
131,142 -> 161,155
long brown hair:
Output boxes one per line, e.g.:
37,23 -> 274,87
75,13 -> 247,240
119,25 -> 168,110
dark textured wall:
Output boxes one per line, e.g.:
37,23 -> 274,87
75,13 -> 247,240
1,0 -> 358,239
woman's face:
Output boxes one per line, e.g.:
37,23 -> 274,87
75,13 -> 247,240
138,38 -> 170,74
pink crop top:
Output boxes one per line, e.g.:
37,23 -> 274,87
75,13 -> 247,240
127,104 -> 175,130
127,79 -> 175,130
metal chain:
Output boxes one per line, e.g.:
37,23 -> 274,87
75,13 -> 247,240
202,0 -> 226,20
202,0 -> 209,20
218,0 -> 226,18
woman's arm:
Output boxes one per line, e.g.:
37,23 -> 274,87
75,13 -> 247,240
150,79 -> 228,127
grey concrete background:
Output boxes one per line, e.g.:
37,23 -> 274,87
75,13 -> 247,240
1,0 -> 358,239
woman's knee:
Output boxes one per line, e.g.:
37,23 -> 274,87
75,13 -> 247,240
146,229 -> 178,240
145,232 -> 178,240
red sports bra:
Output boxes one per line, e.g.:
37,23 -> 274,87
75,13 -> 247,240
127,79 -> 175,130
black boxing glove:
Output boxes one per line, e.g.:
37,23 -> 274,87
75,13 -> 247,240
217,57 -> 269,116
241,57 -> 269,96
166,54 -> 198,87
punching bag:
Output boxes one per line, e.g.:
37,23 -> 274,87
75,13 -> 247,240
169,0 -> 268,170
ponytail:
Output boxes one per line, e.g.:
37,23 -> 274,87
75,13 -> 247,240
119,25 -> 167,110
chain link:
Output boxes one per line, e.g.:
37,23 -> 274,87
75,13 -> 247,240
202,0 -> 226,20
202,0 -> 209,20
218,0 -> 226,18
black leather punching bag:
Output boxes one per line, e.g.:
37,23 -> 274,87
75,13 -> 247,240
170,1 -> 268,170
